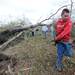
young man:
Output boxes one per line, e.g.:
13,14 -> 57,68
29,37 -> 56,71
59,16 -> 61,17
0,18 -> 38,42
54,8 -> 73,71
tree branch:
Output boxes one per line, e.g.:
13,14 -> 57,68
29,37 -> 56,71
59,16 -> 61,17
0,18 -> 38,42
70,0 -> 73,17
39,4 -> 71,24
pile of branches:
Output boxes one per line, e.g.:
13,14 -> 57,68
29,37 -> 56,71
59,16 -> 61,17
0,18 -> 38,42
0,53 -> 17,75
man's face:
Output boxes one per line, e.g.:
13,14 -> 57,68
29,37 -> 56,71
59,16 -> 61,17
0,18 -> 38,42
61,12 -> 69,21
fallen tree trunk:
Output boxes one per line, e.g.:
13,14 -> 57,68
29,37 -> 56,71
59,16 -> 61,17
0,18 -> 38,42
0,24 -> 42,45
0,24 -> 41,50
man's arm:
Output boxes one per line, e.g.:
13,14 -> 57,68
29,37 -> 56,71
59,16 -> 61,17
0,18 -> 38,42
55,22 -> 72,41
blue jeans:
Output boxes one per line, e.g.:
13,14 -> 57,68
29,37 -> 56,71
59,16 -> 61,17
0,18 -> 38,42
56,42 -> 73,68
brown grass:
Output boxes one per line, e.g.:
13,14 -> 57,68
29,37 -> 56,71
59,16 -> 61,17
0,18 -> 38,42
2,35 -> 75,75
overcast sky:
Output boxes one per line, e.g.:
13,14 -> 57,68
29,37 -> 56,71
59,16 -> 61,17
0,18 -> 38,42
0,0 -> 74,24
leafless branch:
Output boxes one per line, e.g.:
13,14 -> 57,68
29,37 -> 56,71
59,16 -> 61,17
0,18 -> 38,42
39,4 -> 71,24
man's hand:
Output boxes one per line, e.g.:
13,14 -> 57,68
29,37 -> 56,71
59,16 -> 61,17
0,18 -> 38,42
54,37 -> 57,41
69,39 -> 73,44
54,37 -> 60,45
54,36 -> 58,42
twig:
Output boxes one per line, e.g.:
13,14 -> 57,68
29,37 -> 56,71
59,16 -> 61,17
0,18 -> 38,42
19,67 -> 32,72
8,64 -> 14,75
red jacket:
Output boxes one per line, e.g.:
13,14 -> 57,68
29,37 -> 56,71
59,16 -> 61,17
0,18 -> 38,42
55,17 -> 72,42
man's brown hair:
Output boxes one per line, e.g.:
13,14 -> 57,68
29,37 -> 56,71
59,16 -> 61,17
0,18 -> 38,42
61,8 -> 70,16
